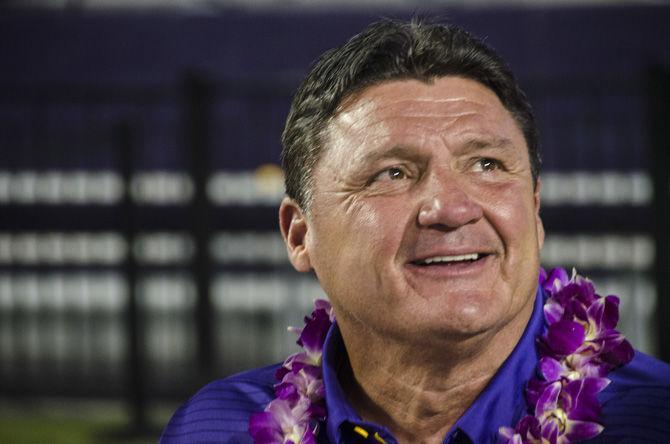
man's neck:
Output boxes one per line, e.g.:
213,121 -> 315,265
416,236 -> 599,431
336,299 -> 534,444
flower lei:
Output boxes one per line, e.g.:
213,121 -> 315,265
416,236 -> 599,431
249,268 -> 634,444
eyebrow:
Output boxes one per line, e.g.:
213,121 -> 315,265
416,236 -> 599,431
356,144 -> 425,166
353,136 -> 518,169
461,136 -> 517,151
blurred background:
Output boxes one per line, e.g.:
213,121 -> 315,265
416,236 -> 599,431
1,0 -> 669,443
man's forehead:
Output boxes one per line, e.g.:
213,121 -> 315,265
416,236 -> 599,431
332,77 -> 509,128
327,77 -> 520,146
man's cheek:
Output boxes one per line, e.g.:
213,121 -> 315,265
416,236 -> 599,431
347,198 -> 385,226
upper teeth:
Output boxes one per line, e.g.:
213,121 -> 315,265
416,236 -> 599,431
418,253 -> 479,265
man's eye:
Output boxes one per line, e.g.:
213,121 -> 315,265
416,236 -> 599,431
373,167 -> 407,182
386,167 -> 406,180
476,158 -> 501,172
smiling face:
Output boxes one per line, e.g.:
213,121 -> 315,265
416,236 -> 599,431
281,76 -> 544,345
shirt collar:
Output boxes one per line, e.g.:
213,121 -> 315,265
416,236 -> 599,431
321,286 -> 546,444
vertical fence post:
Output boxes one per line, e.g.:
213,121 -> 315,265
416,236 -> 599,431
649,66 -> 670,363
182,74 -> 215,382
116,121 -> 148,431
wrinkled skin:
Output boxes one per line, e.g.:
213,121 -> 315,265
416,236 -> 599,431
281,76 -> 544,348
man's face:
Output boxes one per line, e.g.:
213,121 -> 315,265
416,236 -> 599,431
283,76 -> 544,344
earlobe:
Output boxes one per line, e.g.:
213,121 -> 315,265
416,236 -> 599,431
278,197 -> 312,272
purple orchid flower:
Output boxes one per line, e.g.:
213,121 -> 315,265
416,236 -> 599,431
277,300 -> 335,383
313,299 -> 335,322
275,366 -> 326,418
542,274 -> 597,327
533,378 -> 607,443
252,300 -> 333,444
249,397 -> 316,444
297,308 -> 332,358
538,356 -> 603,383
540,267 -> 571,294
540,279 -> 633,375
284,300 -> 333,369
499,415 -> 542,443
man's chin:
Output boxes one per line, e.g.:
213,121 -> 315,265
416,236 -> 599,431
378,304 -> 509,345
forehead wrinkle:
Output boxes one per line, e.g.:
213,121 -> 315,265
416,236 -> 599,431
371,96 -> 489,111
331,106 -> 386,135
336,94 -> 489,127
323,122 -> 395,173
368,103 -> 488,125
461,136 -> 516,150
353,144 -> 427,168
336,111 -> 484,141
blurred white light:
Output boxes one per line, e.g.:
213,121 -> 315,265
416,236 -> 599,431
0,273 -> 12,309
0,273 -> 127,312
131,171 -> 193,205
133,232 -> 194,264
12,171 -> 37,204
0,232 -> 126,265
541,234 -> 653,270
212,273 -> 324,312
211,231 -> 287,264
139,275 -> 196,311
0,170 -> 125,205
208,167 -> 284,206
0,173 -> 10,202
541,171 -> 651,206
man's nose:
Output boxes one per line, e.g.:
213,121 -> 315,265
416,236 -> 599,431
417,174 -> 483,229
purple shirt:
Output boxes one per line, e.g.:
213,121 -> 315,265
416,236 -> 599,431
160,288 -> 670,443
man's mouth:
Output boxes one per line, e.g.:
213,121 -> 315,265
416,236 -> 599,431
411,253 -> 489,266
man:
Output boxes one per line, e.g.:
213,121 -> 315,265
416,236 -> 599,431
161,19 -> 670,444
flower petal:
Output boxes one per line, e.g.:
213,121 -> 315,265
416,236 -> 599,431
541,418 -> 559,444
545,320 -> 586,356
535,381 -> 562,417
564,419 -> 604,442
249,411 -> 281,443
274,381 -> 298,402
526,378 -> 550,407
599,338 -> 635,369
313,299 -> 335,322
298,309 -> 332,355
544,298 -> 565,325
539,357 -> 564,381
498,426 -> 516,440
517,415 -> 542,438
542,267 -> 570,294
601,295 -> 620,329
574,278 -> 597,304
586,295 -> 620,332
562,378 -> 609,421
300,428 -> 318,444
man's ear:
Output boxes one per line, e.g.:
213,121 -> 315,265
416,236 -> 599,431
534,178 -> 545,250
279,197 -> 312,272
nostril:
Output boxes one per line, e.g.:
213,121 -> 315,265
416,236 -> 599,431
417,194 -> 483,229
